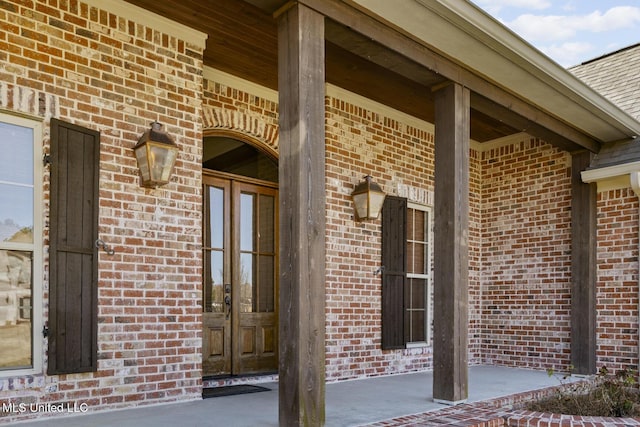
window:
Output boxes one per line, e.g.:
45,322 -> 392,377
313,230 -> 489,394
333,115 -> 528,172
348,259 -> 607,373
381,196 -> 432,349
0,113 -> 43,375
405,203 -> 431,345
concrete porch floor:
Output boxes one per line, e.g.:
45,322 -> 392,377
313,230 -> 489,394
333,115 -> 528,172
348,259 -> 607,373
13,366 -> 563,427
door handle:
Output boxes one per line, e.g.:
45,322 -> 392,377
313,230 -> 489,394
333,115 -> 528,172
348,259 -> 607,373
224,295 -> 231,319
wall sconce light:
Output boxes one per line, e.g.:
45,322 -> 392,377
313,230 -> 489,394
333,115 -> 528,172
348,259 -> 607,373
134,121 -> 178,188
351,175 -> 386,221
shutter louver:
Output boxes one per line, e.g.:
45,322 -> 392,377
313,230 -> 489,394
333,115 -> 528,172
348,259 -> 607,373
48,119 -> 99,375
381,196 -> 407,350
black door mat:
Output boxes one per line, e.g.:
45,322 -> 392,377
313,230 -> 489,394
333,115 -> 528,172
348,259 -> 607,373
202,384 -> 271,399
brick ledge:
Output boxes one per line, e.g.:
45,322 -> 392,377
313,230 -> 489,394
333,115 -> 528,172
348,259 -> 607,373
361,381 -> 640,426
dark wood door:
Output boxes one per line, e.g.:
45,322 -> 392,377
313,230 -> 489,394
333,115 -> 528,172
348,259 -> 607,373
202,175 -> 278,376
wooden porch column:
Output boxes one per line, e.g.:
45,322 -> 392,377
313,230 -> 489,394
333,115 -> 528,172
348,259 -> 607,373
571,150 -> 597,375
432,82 -> 470,404
277,3 -> 326,426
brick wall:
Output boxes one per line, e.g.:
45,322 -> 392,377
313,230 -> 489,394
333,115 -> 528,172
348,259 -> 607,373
480,137 -> 573,371
199,80 -> 486,380
3,0 -> 637,421
469,147 -> 484,364
0,0 -> 204,423
198,71 -> 640,382
324,96 -> 437,379
596,188 -> 639,373
201,76 -> 279,148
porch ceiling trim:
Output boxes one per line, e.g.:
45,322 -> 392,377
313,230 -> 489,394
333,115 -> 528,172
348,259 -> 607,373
205,66 -> 550,155
205,66 -> 496,150
346,0 -> 640,145
204,67 -> 278,103
83,0 -> 208,49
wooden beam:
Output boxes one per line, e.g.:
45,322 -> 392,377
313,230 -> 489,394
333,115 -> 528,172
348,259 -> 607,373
300,0 -> 599,152
570,150 -> 597,375
277,3 -> 326,426
432,83 -> 470,404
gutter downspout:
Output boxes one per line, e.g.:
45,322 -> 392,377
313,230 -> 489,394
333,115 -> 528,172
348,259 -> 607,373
629,172 -> 640,376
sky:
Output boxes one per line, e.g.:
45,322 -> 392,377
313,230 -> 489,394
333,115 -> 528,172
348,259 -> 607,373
471,0 -> 640,68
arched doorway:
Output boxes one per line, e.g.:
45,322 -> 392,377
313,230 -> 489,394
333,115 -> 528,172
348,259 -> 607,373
201,132 -> 279,377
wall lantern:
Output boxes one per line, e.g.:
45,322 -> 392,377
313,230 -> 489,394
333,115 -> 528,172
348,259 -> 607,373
134,122 -> 178,188
351,175 -> 386,221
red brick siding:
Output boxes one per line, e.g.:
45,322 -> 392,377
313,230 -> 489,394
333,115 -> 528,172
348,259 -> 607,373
0,0 -> 203,423
324,97 -> 436,379
596,189 -> 639,373
200,75 -> 640,381
199,83 -> 485,380
201,78 -> 279,149
470,147 -> 484,364
480,138 -> 572,371
3,0 -> 637,419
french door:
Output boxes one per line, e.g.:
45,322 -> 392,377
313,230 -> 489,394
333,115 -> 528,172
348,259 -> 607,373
202,173 -> 278,376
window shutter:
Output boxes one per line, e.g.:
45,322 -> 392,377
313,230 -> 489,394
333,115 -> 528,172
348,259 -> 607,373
381,196 -> 407,350
48,119 -> 99,375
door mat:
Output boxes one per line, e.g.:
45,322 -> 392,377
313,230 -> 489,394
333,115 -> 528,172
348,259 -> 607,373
202,384 -> 271,399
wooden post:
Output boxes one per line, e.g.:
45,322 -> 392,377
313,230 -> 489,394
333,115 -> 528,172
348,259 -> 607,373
277,3 -> 326,426
571,150 -> 597,375
432,82 -> 470,404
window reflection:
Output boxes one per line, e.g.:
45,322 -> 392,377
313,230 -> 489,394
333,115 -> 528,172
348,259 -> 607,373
209,251 -> 224,313
0,123 -> 34,245
209,187 -> 224,249
406,206 -> 430,343
240,193 -> 254,252
0,122 -> 33,184
239,192 -> 275,314
204,185 -> 226,314
0,250 -> 32,370
0,120 -> 35,370
240,253 -> 254,313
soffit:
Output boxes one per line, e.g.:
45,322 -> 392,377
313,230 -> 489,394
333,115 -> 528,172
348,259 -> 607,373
124,0 -> 520,142
348,0 -> 640,143
121,0 -> 636,149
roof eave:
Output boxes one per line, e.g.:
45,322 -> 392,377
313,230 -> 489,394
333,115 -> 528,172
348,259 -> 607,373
350,0 -> 640,144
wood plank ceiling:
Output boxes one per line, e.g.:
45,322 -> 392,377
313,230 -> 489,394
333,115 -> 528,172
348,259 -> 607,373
124,0 -> 520,142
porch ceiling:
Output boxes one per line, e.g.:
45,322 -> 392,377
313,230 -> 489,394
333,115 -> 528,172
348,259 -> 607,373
123,0 -> 615,149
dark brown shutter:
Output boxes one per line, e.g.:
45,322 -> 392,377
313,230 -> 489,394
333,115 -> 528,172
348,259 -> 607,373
381,196 -> 407,350
48,119 -> 99,375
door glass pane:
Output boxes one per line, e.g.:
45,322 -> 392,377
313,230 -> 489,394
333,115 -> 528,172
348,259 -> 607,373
208,187 -> 224,249
0,250 -> 32,370
240,253 -> 255,313
207,250 -> 224,313
258,255 -> 274,312
240,193 -> 255,252
258,195 -> 274,253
